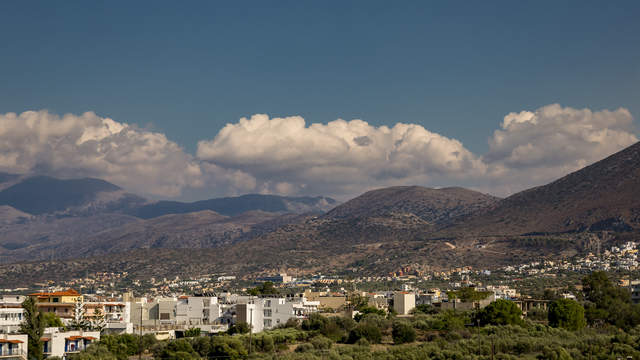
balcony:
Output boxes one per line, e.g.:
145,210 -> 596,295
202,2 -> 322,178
0,348 -> 26,359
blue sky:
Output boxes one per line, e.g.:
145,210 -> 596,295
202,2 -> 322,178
0,1 -> 639,199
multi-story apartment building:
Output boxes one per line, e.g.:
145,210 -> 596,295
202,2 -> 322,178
175,296 -> 221,326
0,296 -> 25,334
236,296 -> 319,333
28,289 -> 82,321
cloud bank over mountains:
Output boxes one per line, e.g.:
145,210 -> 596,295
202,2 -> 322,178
0,111 -> 202,196
0,104 -> 636,198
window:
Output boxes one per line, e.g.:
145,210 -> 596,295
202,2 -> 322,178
263,309 -> 272,317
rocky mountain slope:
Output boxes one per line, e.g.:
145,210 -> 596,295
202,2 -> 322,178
160,141 -> 640,276
325,186 -> 499,223
440,141 -> 640,236
2,141 -> 640,283
203,186 -> 502,274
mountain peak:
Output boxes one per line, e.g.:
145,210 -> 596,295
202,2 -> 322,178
0,175 -> 122,215
325,185 -> 499,223
451,141 -> 640,235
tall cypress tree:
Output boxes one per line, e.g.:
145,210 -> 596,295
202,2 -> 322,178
20,297 -> 44,360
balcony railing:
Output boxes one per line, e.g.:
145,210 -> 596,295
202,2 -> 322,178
65,346 -> 88,353
0,348 -> 26,357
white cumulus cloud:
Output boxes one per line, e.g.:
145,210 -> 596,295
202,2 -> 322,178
0,110 -> 203,197
481,104 -> 637,194
1,105 -> 636,199
196,114 -> 487,196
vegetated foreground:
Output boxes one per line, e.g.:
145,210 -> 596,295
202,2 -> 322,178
66,271 -> 640,360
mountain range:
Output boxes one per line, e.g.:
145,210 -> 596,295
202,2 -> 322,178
0,175 -> 335,264
0,141 -> 639,285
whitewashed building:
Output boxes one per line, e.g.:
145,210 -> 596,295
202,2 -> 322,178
0,296 -> 25,334
176,296 -> 222,325
0,333 -> 27,360
42,329 -> 100,359
393,292 -> 416,315
236,296 -> 319,333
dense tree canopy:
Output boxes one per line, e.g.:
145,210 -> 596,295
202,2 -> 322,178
476,299 -> 524,326
582,271 -> 640,329
548,298 -> 586,330
247,281 -> 279,296
448,287 -> 493,302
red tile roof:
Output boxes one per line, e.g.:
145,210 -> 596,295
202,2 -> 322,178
29,289 -> 80,296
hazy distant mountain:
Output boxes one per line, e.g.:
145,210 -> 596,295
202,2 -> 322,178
0,172 -> 22,192
0,172 -> 19,184
0,210 -> 305,264
0,174 -> 335,219
128,194 -> 337,218
0,176 -> 136,215
77,210 -> 304,257
0,213 -> 140,263
0,174 -> 338,264
0,205 -> 32,225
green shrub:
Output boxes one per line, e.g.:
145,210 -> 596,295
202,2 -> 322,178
347,322 -> 382,344
412,304 -> 438,315
301,313 -> 327,331
310,335 -> 333,350
353,306 -> 385,322
68,344 -> 117,360
210,336 -> 248,360
295,343 -> 314,353
227,321 -> 250,335
392,321 -> 416,344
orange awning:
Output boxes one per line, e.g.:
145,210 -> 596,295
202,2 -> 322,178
0,339 -> 23,343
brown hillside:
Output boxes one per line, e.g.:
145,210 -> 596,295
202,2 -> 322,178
442,141 -> 640,235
